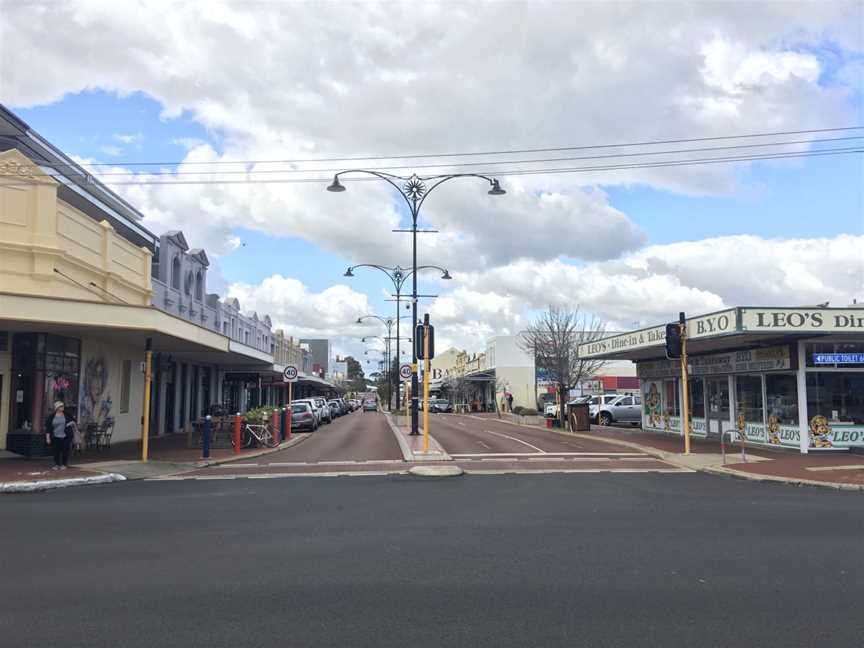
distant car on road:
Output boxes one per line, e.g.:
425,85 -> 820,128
593,394 -> 642,426
291,402 -> 317,432
428,398 -> 452,413
362,399 -> 378,412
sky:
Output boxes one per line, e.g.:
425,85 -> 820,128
2,0 -> 863,366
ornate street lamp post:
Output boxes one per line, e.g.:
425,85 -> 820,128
329,171 -> 505,434
356,314 -> 409,411
345,263 -> 450,411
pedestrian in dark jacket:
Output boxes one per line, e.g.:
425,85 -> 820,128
45,401 -> 76,470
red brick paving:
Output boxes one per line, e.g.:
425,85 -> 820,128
0,460 -> 103,484
589,425 -> 864,487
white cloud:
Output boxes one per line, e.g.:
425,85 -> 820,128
3,3 -> 862,356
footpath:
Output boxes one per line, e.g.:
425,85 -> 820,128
471,413 -> 864,491
0,432 -> 310,493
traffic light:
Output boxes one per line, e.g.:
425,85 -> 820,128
665,323 -> 682,359
416,322 -> 435,359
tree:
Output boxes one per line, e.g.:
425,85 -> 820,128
344,356 -> 368,393
519,305 -> 608,427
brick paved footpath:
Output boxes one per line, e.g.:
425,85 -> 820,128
585,425 -> 864,487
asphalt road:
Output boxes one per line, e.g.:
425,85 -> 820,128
3,473 -> 862,648
262,409 -> 402,463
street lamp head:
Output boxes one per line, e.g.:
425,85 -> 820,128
343,267 -> 354,277
356,317 -> 363,324
327,175 -> 346,192
488,179 -> 506,195
441,269 -> 452,280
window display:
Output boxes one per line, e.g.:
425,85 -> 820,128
689,379 -> 705,418
735,375 -> 764,423
766,374 -> 798,425
807,373 -> 864,425
664,380 -> 679,416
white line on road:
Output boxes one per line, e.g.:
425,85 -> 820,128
449,452 -> 645,458
482,429 -> 547,453
216,463 -> 259,468
476,441 -> 492,450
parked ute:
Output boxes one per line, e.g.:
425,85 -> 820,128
291,402 -> 318,432
592,394 -> 642,426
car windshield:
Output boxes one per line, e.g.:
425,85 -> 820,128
291,404 -> 308,413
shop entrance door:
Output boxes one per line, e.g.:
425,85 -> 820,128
705,377 -> 730,438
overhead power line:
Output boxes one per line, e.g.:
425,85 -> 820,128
74,136 -> 864,177
23,125 -> 864,172
6,146 -> 859,187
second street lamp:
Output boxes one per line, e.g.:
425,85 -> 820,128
356,314 -> 409,411
330,171 -> 505,434
344,263 -> 450,412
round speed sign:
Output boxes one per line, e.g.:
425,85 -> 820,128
399,363 -> 412,380
283,365 -> 298,382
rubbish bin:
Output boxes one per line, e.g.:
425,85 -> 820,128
568,402 -> 591,432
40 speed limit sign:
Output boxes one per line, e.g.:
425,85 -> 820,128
283,365 -> 299,382
399,364 -> 412,380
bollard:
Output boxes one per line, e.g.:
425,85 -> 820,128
285,405 -> 292,440
202,415 -> 212,459
271,409 -> 280,445
233,413 -> 241,453
280,407 -> 288,441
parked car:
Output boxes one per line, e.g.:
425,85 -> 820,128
593,394 -> 642,426
291,402 -> 317,432
428,398 -> 452,413
313,397 -> 332,423
362,399 -> 378,412
294,398 -> 325,426
328,399 -> 344,417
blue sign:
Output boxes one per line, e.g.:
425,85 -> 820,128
812,353 -> 864,365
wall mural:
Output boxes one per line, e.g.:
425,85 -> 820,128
79,355 -> 113,432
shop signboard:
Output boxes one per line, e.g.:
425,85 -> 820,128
638,346 -> 791,379
741,308 -> 864,333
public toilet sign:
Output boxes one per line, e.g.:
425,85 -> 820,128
283,365 -> 299,382
399,363 -> 412,380
578,306 -> 864,359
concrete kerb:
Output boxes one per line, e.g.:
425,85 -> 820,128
1,473 -> 126,494
462,414 -> 864,493
384,412 -> 415,462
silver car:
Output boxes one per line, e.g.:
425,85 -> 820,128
594,394 -> 642,426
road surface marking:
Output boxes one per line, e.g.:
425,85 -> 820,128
449,452 -> 644,458
482,429 -> 546,453
458,422 -> 466,427
477,441 -> 492,450
216,463 -> 258,468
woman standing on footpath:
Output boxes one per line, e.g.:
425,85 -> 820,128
45,401 -> 76,471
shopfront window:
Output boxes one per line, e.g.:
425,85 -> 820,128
10,333 -> 81,433
766,374 -> 798,425
688,379 -> 705,418
807,373 -> 864,425
735,375 -> 764,423
664,379 -> 679,416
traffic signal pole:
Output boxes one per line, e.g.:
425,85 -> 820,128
679,314 -> 691,455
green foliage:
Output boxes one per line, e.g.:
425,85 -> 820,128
243,406 -> 275,423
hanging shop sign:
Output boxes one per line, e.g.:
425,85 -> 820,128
638,345 -> 791,379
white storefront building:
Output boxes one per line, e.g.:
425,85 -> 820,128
578,306 -> 864,453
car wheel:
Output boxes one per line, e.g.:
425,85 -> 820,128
599,412 -> 613,426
